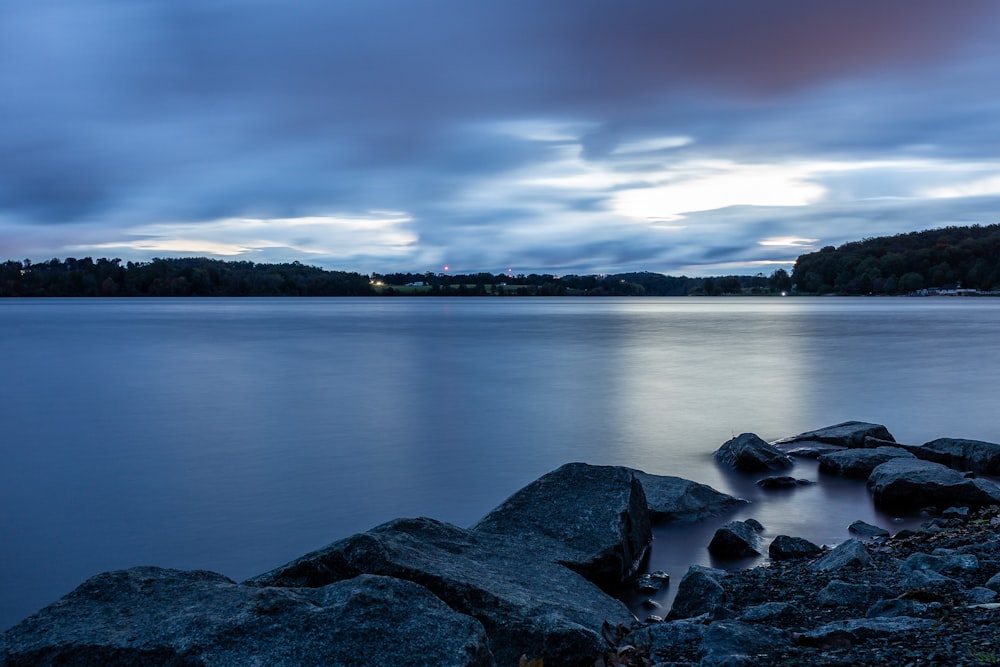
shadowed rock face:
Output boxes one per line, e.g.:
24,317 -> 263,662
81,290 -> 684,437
631,470 -> 747,523
0,568 -> 493,667
473,462 -> 651,588
246,517 -> 633,667
868,458 -> 1000,510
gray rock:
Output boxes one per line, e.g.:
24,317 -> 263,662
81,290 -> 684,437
898,568 -> 965,596
708,520 -> 764,558
774,421 -> 895,452
636,571 -> 670,593
865,436 -> 953,465
920,437 -> 1000,474
713,433 -> 792,471
866,598 -> 933,618
942,506 -> 970,519
633,471 -> 747,523
848,520 -> 890,538
769,535 -> 823,561
867,458 -> 1000,510
667,566 -> 727,620
473,462 -> 651,587
627,620 -> 706,664
817,579 -> 891,607
739,601 -> 796,623
809,539 -> 874,571
798,617 -> 934,647
755,475 -> 814,489
818,446 -> 915,478
247,517 -> 631,667
0,568 -> 493,667
899,552 -> 979,576
966,587 -> 998,603
699,620 -> 791,667
985,572 -> 1000,592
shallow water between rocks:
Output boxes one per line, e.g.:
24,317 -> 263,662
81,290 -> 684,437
3,296 -> 1000,630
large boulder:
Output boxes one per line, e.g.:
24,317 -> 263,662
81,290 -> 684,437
867,458 -> 1000,510
0,568 -> 493,667
818,446 -> 915,478
713,433 -> 792,471
864,437 -> 952,465
774,421 -> 895,456
472,462 -> 651,587
708,519 -> 764,558
246,517 -> 632,667
919,438 -> 1000,475
632,471 -> 747,522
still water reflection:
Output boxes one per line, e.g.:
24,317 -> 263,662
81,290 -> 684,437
2,297 -> 999,629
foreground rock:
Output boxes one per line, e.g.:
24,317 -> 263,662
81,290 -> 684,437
868,458 -> 1000,510
714,433 -> 792,471
774,421 -> 895,456
919,437 -> 1000,475
0,569 -> 492,667
247,517 -> 631,666
473,462 -> 651,587
708,519 -> 764,557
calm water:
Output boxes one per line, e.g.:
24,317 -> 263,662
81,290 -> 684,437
2,296 -> 1000,629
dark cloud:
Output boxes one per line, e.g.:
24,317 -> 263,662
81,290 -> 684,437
2,1 -> 1000,273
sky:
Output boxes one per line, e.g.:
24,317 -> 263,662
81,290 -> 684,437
3,1 -> 1000,277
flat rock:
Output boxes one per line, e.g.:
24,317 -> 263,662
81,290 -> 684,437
865,436 -> 952,465
818,446 -> 915,478
769,535 -> 823,561
755,475 -> 814,489
0,568 -> 493,667
713,433 -> 792,471
700,620 -> 792,667
849,520 -> 890,538
246,517 -> 632,667
919,437 -> 1000,474
774,421 -> 895,452
817,579 -> 891,607
473,462 -> 651,587
809,539 -> 874,572
708,519 -> 764,558
798,616 -> 935,647
868,458 -> 1000,510
626,620 -> 706,663
632,470 -> 747,523
899,552 -> 979,576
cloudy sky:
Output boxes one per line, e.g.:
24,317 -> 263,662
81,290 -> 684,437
3,1 -> 1000,276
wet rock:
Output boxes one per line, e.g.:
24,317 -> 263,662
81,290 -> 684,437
849,520 -> 890,538
755,475 -> 814,489
774,421 -> 895,453
473,462 -> 651,587
818,446 -> 915,478
632,470 -> 747,523
667,566 -> 727,620
919,437 -> 1000,475
809,539 -> 874,572
865,436 -> 953,465
817,579 -> 891,607
708,519 -> 764,558
713,433 -> 792,471
868,458 -> 1000,510
247,517 -> 632,667
699,620 -> 791,667
769,535 -> 823,561
635,571 -> 669,593
0,568 -> 493,667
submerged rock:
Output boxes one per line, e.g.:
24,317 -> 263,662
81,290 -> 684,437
246,517 -> 631,667
868,458 -> 1000,510
0,568 -> 493,667
714,433 -> 793,471
756,475 -> 814,489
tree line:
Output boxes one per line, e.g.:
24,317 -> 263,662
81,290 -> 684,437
792,224 -> 1000,294
0,256 -> 794,297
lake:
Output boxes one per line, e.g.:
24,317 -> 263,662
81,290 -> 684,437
2,296 -> 1000,629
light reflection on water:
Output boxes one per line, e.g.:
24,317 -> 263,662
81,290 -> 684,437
2,297 -> 1000,629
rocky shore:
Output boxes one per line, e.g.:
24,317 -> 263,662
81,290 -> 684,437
3,421 -> 1000,666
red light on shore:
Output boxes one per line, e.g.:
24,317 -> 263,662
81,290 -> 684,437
444,265 -> 449,272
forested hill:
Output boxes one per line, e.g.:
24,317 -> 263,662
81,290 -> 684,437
792,224 -> 1000,295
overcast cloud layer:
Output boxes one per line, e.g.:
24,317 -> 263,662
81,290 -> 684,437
3,0 -> 1000,275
